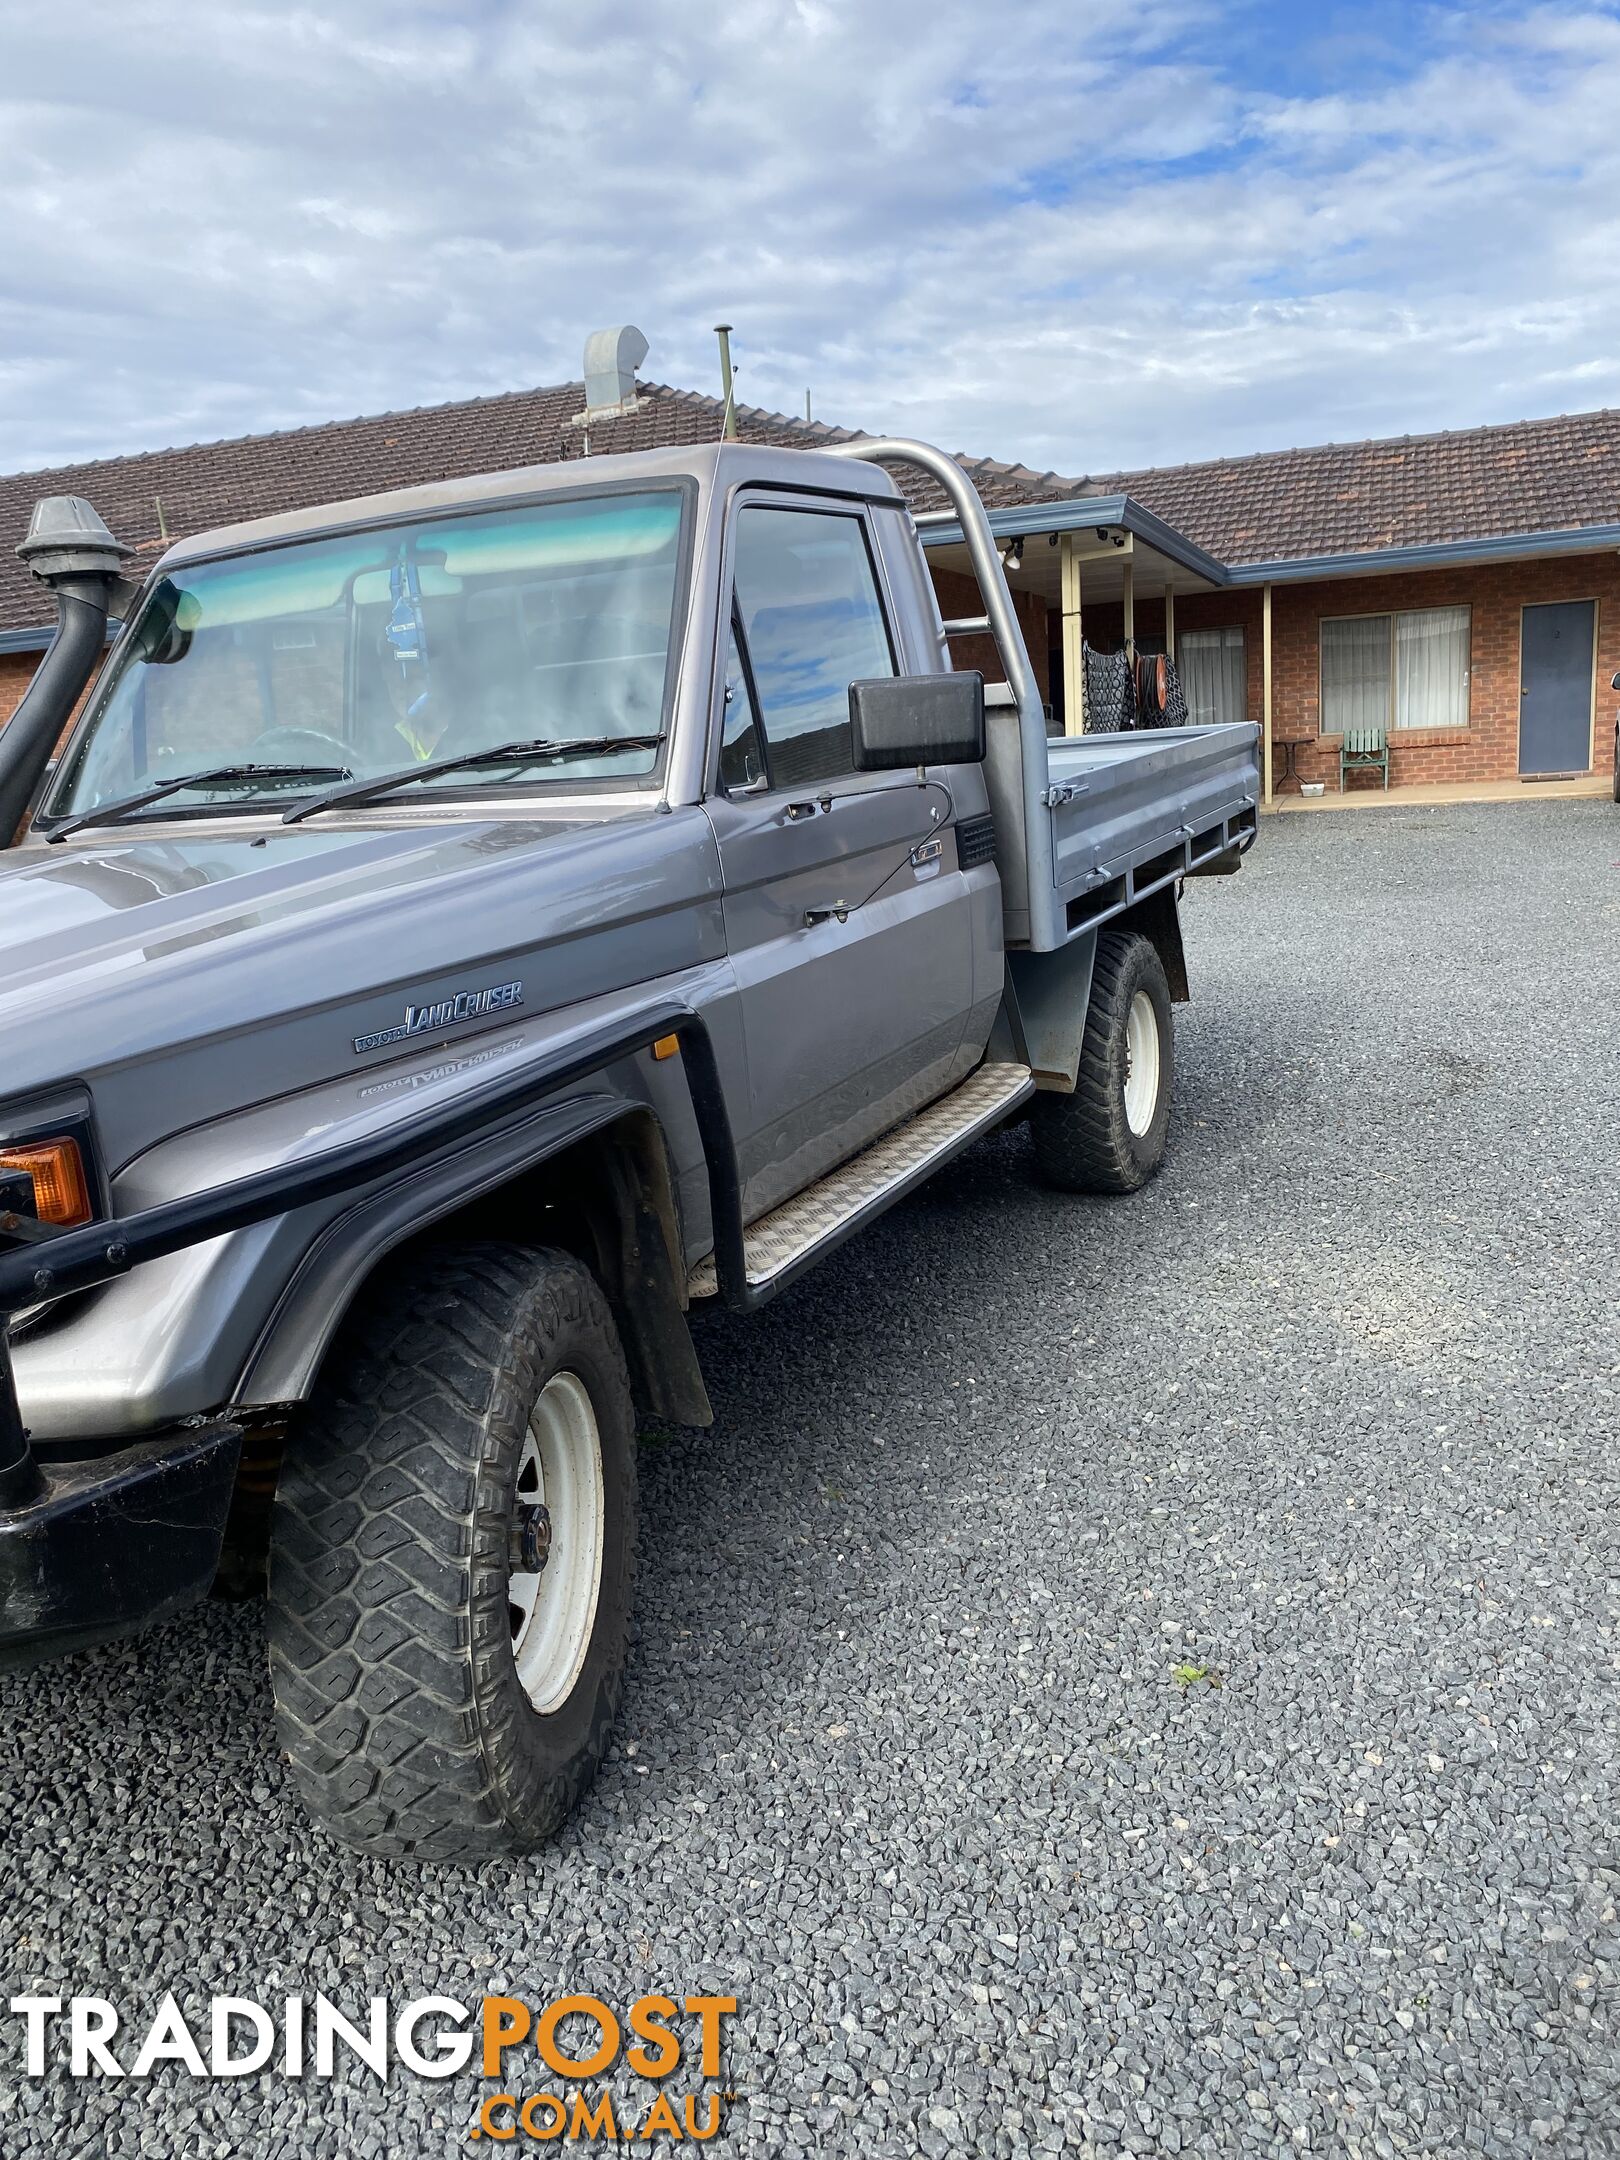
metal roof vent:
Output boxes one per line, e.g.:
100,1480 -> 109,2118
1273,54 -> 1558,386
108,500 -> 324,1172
576,324 -> 649,423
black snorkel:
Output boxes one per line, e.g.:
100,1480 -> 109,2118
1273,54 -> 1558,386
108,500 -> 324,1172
0,496 -> 132,846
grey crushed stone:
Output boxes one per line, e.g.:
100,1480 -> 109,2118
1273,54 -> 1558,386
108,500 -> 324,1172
1,798 -> 1616,2157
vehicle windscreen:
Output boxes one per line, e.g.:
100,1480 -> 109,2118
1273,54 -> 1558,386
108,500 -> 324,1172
48,489 -> 686,821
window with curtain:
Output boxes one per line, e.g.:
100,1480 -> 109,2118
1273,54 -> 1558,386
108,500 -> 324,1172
1395,607 -> 1470,730
1321,617 -> 1390,736
1178,627 -> 1246,726
1320,606 -> 1470,733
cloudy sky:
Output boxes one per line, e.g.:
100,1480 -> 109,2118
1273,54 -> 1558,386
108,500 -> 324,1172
3,0 -> 1619,478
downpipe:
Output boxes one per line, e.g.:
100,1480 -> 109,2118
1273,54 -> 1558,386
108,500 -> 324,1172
0,496 -> 131,847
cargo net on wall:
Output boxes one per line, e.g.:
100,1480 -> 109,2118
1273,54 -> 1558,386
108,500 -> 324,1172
1080,644 -> 1189,733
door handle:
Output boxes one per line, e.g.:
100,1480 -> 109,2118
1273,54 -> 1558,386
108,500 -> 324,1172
784,801 -> 820,821
804,904 -> 851,926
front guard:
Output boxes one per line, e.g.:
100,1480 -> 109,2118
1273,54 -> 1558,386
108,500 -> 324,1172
0,1002 -> 753,1668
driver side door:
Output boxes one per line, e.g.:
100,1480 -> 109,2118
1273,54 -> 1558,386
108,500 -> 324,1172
704,495 -> 977,1221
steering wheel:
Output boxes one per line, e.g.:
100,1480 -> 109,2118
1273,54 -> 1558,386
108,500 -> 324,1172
247,726 -> 354,766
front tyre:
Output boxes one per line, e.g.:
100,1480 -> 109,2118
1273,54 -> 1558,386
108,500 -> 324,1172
1031,930 -> 1174,1194
268,1242 -> 636,1861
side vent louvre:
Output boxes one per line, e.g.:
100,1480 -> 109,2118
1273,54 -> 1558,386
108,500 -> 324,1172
955,812 -> 996,869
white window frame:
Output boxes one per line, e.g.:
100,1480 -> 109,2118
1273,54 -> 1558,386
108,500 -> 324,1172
1319,604 -> 1472,736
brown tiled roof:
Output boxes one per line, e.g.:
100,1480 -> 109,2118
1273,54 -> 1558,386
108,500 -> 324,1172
10,382 -> 1617,638
1083,407 -> 1620,568
0,378 -> 1077,636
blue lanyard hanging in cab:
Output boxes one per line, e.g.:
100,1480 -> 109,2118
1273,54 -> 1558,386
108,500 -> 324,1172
385,550 -> 436,760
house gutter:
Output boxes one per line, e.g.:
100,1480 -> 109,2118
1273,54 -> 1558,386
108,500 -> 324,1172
920,498 -> 1620,593
1225,521 -> 1620,585
0,623 -> 118,657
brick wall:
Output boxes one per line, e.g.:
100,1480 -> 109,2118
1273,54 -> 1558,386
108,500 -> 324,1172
0,647 -> 99,772
928,566 -> 1052,708
1267,553 -> 1616,788
1111,560 -> 1616,789
986,553 -> 1616,790
0,651 -> 35,727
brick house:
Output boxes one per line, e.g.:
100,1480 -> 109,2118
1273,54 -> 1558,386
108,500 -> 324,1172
921,410 -> 1620,795
3,355 -> 1617,798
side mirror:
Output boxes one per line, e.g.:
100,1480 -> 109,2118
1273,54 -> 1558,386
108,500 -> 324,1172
849,673 -> 986,772
1611,670 -> 1620,691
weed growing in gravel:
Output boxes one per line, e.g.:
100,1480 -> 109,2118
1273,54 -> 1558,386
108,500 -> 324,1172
1171,1661 -> 1222,1690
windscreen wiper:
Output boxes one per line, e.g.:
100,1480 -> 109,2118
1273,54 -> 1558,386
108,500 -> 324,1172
47,763 -> 354,842
281,735 -> 664,825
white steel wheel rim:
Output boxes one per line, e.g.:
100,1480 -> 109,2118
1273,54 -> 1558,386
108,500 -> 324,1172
1123,990 -> 1161,1137
508,1371 -> 605,1715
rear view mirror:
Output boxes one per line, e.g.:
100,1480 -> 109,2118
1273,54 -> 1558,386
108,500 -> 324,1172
849,673 -> 986,772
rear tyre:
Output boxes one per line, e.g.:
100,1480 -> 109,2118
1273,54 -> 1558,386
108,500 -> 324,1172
1031,930 -> 1174,1194
267,1242 -> 636,1861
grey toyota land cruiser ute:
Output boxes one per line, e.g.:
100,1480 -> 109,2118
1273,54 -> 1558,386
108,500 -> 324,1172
0,436 -> 1259,1859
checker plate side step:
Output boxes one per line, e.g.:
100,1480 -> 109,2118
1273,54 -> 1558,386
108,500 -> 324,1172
688,1062 -> 1033,1301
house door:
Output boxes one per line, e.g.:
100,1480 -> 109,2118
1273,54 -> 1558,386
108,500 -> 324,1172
1519,601 -> 1595,776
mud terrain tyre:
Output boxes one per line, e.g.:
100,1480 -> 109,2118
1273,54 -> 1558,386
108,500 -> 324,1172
1031,930 -> 1173,1194
268,1242 -> 636,1861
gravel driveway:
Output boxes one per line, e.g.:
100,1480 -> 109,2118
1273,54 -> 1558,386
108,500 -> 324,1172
3,799 -> 1617,2159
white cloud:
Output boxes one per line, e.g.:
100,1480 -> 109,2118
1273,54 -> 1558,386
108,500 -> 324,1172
0,0 -> 1617,477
